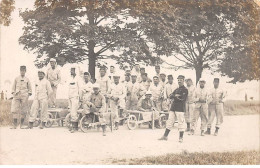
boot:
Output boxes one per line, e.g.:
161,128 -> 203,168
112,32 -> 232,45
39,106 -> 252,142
189,129 -> 194,135
149,121 -> 152,129
20,118 -> 26,129
155,120 -> 160,128
75,122 -> 78,131
214,127 -> 219,136
205,127 -> 211,135
201,130 -> 205,136
70,122 -> 76,133
158,129 -> 170,141
39,122 -> 46,129
25,122 -> 34,129
10,119 -> 18,129
185,123 -> 190,132
102,125 -> 107,136
115,122 -> 119,130
179,131 -> 184,143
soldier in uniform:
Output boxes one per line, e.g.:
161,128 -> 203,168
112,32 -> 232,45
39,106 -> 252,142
123,73 -> 132,110
149,76 -> 164,111
185,78 -> 196,132
88,84 -> 108,136
108,74 -> 126,129
163,75 -> 178,111
139,73 -> 151,99
159,75 -> 188,143
10,66 -> 32,129
129,73 -> 140,110
96,66 -> 110,110
80,72 -> 93,113
27,70 -> 53,129
206,78 -> 226,136
108,65 -> 116,80
155,65 -> 161,77
68,67 -> 82,133
137,90 -> 160,128
159,72 -> 167,85
46,58 -> 61,108
190,78 -> 209,136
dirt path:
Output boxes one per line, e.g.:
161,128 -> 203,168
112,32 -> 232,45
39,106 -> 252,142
0,114 -> 259,164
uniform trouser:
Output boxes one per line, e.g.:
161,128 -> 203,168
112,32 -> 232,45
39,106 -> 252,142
125,96 -> 131,110
161,100 -> 168,111
166,111 -> 185,132
110,100 -> 120,122
29,98 -> 48,122
207,103 -> 224,128
191,104 -> 208,131
49,86 -> 57,106
154,99 -> 162,111
11,94 -> 29,119
185,103 -> 195,123
129,97 -> 138,110
69,97 -> 79,122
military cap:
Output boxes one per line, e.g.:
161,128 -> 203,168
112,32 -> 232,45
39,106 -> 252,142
145,90 -> 152,95
110,65 -> 115,68
141,72 -> 147,76
38,70 -> 45,75
155,65 -> 160,68
177,75 -> 185,79
167,75 -> 173,79
153,76 -> 159,79
131,73 -> 137,77
185,78 -> 192,82
199,78 -> 206,82
20,66 -> 26,70
160,72 -> 166,76
125,73 -> 131,76
113,73 -> 121,78
214,78 -> 220,82
50,58 -> 56,62
84,72 -> 90,76
93,83 -> 100,88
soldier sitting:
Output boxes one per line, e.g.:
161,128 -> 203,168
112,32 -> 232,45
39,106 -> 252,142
137,91 -> 160,128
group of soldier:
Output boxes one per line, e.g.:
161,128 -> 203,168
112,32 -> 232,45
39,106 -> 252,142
10,58 -> 226,142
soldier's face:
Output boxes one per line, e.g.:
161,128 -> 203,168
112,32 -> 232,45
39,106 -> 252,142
38,72 -> 45,80
199,81 -> 205,88
153,78 -> 159,84
71,69 -> 76,75
168,78 -> 173,84
131,76 -> 137,82
213,81 -> 219,88
110,67 -> 114,73
155,67 -> 160,73
20,70 -> 26,76
93,88 -> 99,94
178,79 -> 184,86
140,69 -> 145,74
113,77 -> 119,84
135,65 -> 140,70
145,94 -> 152,99
84,75 -> 89,82
186,80 -> 192,87
50,61 -> 56,68
160,75 -> 166,81
141,74 -> 147,81
100,69 -> 106,76
125,76 -> 130,82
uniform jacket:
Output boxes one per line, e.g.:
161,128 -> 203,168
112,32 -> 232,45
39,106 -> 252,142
130,81 -> 140,102
46,67 -> 61,87
139,80 -> 151,98
149,83 -> 163,101
12,76 -> 32,97
186,85 -> 196,103
208,87 -> 226,105
96,75 -> 110,95
90,93 -> 106,113
137,98 -> 155,111
34,78 -> 53,100
194,87 -> 209,107
68,75 -> 81,99
169,85 -> 188,112
108,82 -> 126,100
81,81 -> 93,102
164,82 -> 178,99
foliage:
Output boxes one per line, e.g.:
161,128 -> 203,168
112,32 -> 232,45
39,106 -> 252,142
0,0 -> 15,26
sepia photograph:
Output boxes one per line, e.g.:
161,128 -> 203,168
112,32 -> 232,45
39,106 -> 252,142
0,0 -> 259,165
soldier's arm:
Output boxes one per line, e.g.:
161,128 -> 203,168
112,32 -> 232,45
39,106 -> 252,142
27,79 -> 32,95
137,99 -> 145,111
46,80 -> 53,96
99,95 -> 106,113
56,69 -> 61,86
221,89 -> 227,102
176,88 -> 188,101
194,89 -> 199,102
11,78 -> 17,94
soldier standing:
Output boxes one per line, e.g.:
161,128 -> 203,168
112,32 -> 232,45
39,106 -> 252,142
68,67 -> 82,133
123,73 -> 132,110
46,58 -> 61,108
96,66 -> 110,110
129,73 -> 140,110
190,78 -> 209,136
206,78 -> 226,136
159,75 -> 188,143
139,73 -> 151,99
10,66 -> 32,129
108,74 -> 126,129
81,72 -> 93,112
163,75 -> 178,111
185,78 -> 196,132
27,70 -> 53,129
155,65 -> 161,77
149,76 -> 164,111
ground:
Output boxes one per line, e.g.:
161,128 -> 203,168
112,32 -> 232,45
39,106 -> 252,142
0,114 -> 259,165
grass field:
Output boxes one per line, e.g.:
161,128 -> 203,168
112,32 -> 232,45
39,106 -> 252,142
109,150 -> 260,165
0,99 -> 259,126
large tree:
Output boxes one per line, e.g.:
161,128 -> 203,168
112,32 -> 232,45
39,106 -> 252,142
19,0 -> 165,78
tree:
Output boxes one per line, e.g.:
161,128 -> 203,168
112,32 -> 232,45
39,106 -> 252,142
0,0 -> 15,26
19,0 -> 166,78
135,0 -> 259,84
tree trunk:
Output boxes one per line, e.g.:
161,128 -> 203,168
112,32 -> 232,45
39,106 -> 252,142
88,40 -> 96,79
195,67 -> 203,86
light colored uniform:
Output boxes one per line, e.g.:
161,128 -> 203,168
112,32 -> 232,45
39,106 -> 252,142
108,83 -> 126,122
29,78 -> 53,122
124,81 -> 132,110
96,75 -> 110,96
191,87 -> 209,131
139,80 -> 150,98
11,76 -> 32,119
68,75 -> 81,122
185,85 -> 196,123
81,81 -> 93,113
88,93 -> 107,125
46,66 -> 61,106
207,87 -> 226,129
149,83 -> 164,111
163,82 -> 178,110
129,81 -> 140,110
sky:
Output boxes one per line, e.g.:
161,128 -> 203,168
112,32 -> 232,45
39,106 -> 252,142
0,0 -> 259,100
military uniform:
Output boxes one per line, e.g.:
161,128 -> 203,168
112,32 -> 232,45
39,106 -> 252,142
139,80 -> 150,98
124,80 -> 132,110
191,85 -> 209,134
163,82 -> 178,110
81,81 -> 93,113
207,87 -> 226,132
68,75 -> 81,122
46,62 -> 61,107
129,81 -> 140,110
149,83 -> 164,111
185,84 -> 196,124
11,76 -> 32,120
29,78 -> 53,123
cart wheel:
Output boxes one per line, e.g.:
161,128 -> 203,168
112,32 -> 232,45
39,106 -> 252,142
33,119 -> 41,127
159,114 -> 167,129
45,113 -> 54,128
79,115 -> 93,133
127,115 -> 138,130
64,113 -> 72,129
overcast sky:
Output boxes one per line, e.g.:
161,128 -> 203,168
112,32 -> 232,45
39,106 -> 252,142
0,0 -> 259,100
